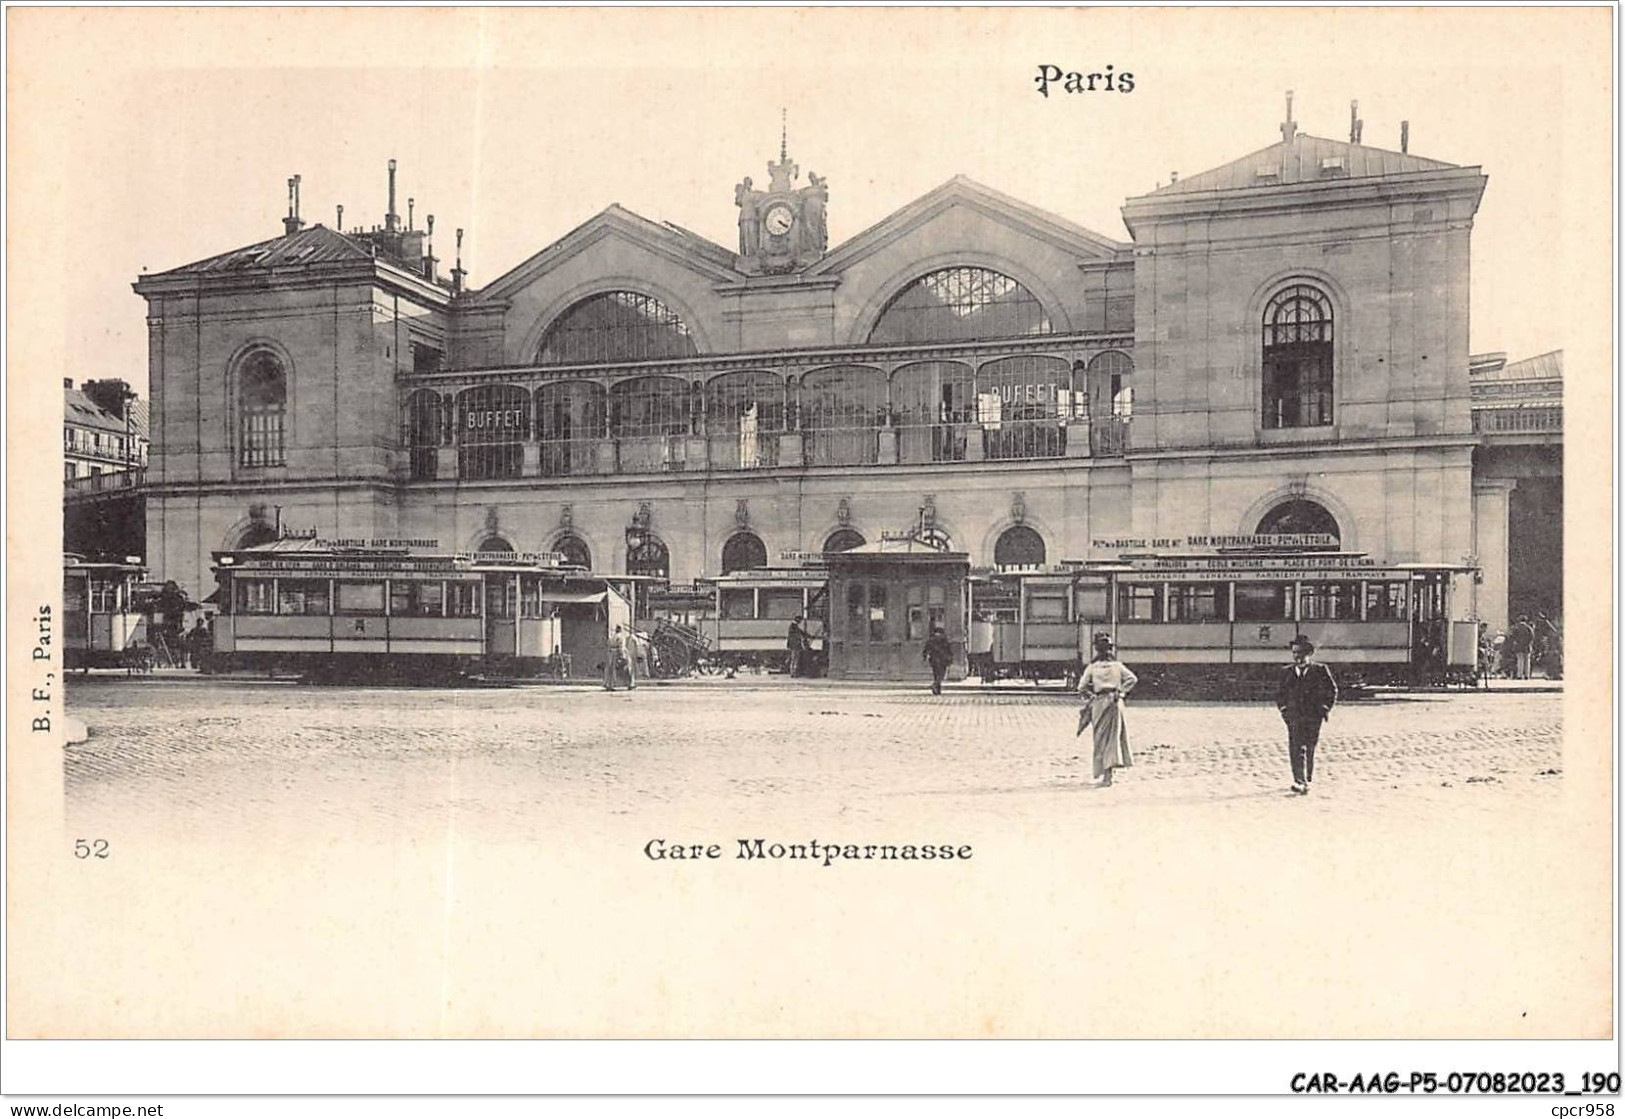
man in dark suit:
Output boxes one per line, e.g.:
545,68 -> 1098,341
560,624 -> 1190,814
1277,635 -> 1338,795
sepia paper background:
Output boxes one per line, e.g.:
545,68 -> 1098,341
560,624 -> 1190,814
4,5 -> 1615,1089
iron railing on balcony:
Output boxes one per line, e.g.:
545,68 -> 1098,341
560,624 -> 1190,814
64,468 -> 145,496
1472,405 -> 1563,435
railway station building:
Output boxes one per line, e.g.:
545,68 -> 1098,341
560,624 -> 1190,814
133,108 -> 1553,631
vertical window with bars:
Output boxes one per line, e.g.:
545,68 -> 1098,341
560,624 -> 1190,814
799,366 -> 886,466
238,351 -> 287,467
1262,284 -> 1334,429
457,385 -> 530,480
405,389 -> 447,480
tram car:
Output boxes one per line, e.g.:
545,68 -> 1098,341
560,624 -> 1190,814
208,539 -> 631,681
971,550 -> 1480,695
63,554 -> 149,671
644,566 -> 829,675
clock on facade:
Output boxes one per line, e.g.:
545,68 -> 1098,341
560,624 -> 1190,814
763,203 -> 795,236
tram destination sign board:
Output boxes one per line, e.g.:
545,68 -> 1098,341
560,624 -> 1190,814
1091,533 -> 1339,551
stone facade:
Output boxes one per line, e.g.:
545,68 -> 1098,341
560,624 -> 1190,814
136,119 -> 1511,612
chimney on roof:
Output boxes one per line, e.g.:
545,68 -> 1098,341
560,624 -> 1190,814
283,174 -> 305,236
1400,120 -> 1409,154
64,377 -> 72,389
423,214 -> 437,281
1281,90 -> 1297,142
386,159 -> 399,233
1350,100 -> 1363,144
1170,171 -> 1178,183
408,197 -> 415,231
452,228 -> 467,295
336,204 -> 344,232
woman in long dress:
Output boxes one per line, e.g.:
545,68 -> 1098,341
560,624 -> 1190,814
1078,633 -> 1137,786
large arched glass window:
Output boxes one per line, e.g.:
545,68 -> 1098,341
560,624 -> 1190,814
823,528 -> 866,555
627,535 -> 670,580
721,532 -> 768,574
1084,350 -> 1134,456
610,376 -> 691,473
706,371 -> 784,470
1262,284 -> 1334,429
892,361 -> 973,464
404,389 -> 447,481
537,381 -> 606,478
800,366 -> 885,466
457,385 -> 530,480
994,525 -> 1046,567
976,356 -> 1071,460
1256,499 -> 1340,543
537,291 -> 698,365
553,534 -> 592,570
477,535 -> 514,554
869,266 -> 1052,344
238,351 -> 287,467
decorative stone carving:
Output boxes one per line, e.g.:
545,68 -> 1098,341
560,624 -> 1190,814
836,496 -> 852,526
735,499 -> 750,529
632,501 -> 652,531
733,133 -> 829,275
559,504 -> 573,531
484,506 -> 501,535
921,494 -> 937,530
1011,492 -> 1027,524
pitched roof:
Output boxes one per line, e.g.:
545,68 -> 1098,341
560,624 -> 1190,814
144,224 -> 375,279
1149,132 -> 1462,196
64,388 -> 132,434
1500,350 -> 1563,382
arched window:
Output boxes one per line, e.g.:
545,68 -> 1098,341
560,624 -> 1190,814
892,361 -> 973,463
976,356 -> 1071,460
869,266 -> 1052,344
994,525 -> 1046,567
706,371 -> 785,469
1262,284 -> 1334,429
1084,351 -> 1134,456
538,291 -> 698,365
627,535 -> 670,580
457,385 -> 530,480
553,534 -> 592,570
823,529 -> 866,555
537,381 -> 606,478
610,376 -> 691,473
800,365 -> 886,466
237,522 -> 278,548
238,351 -> 287,467
477,535 -> 514,554
1256,499 -> 1341,543
404,389 -> 446,481
721,532 -> 768,574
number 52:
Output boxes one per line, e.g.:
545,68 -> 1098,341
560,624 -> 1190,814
73,839 -> 109,859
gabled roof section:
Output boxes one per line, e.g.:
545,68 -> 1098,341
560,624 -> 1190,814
810,176 -> 1128,276
1149,133 -> 1460,196
64,388 -> 130,434
469,205 -> 743,304
143,224 -> 375,280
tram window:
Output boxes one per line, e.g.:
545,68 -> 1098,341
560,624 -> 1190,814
1167,583 -> 1224,622
1299,582 -> 1360,620
761,589 -> 804,621
1365,582 -> 1408,620
869,584 -> 888,641
906,585 -> 925,641
447,582 -> 483,617
719,588 -> 755,620
1118,584 -> 1162,622
847,583 -> 865,627
485,580 -> 517,619
235,579 -> 276,615
278,579 -> 331,616
1234,583 -> 1292,621
334,582 -> 386,616
88,578 -> 119,614
64,579 -> 86,613
391,581 -> 445,617
1074,585 -> 1109,621
1413,579 -> 1444,622
1028,592 -> 1068,621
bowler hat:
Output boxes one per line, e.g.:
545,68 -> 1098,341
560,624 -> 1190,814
1288,635 -> 1315,653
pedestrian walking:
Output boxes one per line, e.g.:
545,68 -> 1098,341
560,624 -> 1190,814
1508,614 -> 1537,679
1277,635 -> 1338,795
186,617 -> 214,672
922,625 -> 954,695
785,615 -> 807,677
603,623 -> 637,691
1076,633 -> 1136,787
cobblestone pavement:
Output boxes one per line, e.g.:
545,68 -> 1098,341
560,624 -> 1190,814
64,677 -> 1564,843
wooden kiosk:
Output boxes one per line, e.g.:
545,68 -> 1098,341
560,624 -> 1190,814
824,536 -> 970,682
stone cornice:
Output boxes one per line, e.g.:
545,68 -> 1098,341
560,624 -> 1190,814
133,257 -> 455,307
